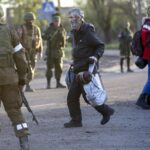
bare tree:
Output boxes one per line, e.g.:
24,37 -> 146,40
85,0 -> 113,43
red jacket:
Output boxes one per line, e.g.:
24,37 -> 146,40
142,18 -> 150,60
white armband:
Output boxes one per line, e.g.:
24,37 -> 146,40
16,123 -> 28,130
13,43 -> 23,53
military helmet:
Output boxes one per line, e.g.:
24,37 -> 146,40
52,15 -> 61,22
23,12 -> 36,21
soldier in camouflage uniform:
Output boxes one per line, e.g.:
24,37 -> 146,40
118,22 -> 133,73
17,12 -> 43,92
42,15 -> 66,89
0,6 -> 30,150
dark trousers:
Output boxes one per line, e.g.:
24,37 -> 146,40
67,75 -> 114,123
120,57 -> 131,71
67,77 -> 89,122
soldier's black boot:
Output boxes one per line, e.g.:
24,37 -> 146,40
56,79 -> 66,88
56,82 -> 66,88
25,84 -> 34,92
136,93 -> 150,109
46,78 -> 51,89
64,120 -> 82,128
19,136 -> 29,150
95,104 -> 115,125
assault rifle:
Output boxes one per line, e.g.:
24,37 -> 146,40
20,89 -> 39,125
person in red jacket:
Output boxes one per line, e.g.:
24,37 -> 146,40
136,6 -> 150,109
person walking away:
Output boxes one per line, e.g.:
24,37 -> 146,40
136,6 -> 150,109
118,22 -> 133,73
64,8 -> 114,128
17,12 -> 43,92
42,15 -> 66,89
0,6 -> 30,149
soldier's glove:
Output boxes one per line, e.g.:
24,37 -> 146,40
18,79 -> 26,86
88,56 -> 97,64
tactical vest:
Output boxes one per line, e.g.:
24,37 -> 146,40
21,25 -> 40,50
0,25 -> 14,68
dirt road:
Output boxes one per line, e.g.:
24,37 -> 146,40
0,55 -> 150,150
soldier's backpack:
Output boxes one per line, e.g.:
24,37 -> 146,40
131,30 -> 143,56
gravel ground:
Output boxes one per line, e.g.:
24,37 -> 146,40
0,52 -> 149,150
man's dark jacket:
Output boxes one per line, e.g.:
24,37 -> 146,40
71,22 -> 104,73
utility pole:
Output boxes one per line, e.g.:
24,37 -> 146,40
57,0 -> 61,14
136,0 -> 142,29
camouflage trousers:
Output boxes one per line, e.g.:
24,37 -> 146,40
0,84 -> 29,137
26,50 -> 38,84
46,57 -> 63,80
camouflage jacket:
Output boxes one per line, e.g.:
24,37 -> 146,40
0,23 -> 28,85
42,24 -> 66,58
17,23 -> 43,54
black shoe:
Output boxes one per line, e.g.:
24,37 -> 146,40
19,136 -> 29,150
25,85 -> 34,92
56,83 -> 66,88
64,120 -> 82,128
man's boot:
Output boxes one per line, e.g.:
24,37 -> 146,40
136,93 -> 150,109
46,78 -> 51,89
25,84 -> 34,92
19,136 -> 29,150
95,104 -> 115,125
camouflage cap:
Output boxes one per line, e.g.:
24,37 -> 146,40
24,12 -> 36,21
